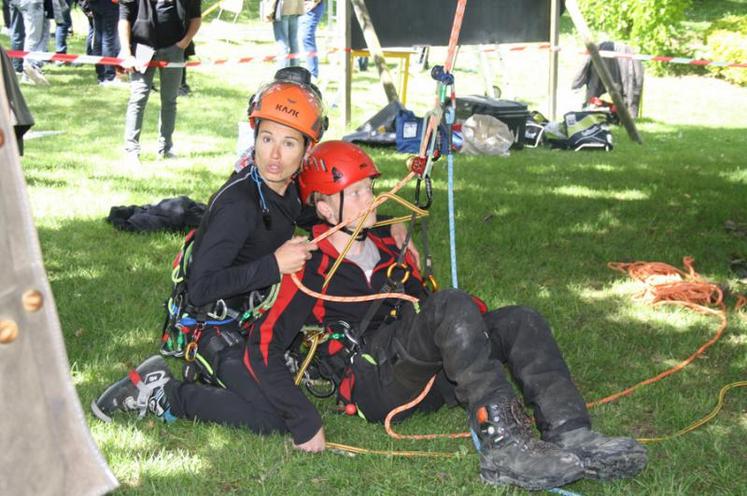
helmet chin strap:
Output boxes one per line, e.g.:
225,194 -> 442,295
329,191 -> 369,241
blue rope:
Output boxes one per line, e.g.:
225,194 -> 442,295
548,488 -> 584,496
444,100 -> 459,289
447,151 -> 458,288
249,165 -> 270,214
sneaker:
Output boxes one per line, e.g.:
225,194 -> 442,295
549,427 -> 647,480
177,84 -> 191,97
23,65 -> 50,86
99,78 -> 128,88
472,399 -> 584,491
91,355 -> 175,423
157,150 -> 177,160
19,73 -> 37,85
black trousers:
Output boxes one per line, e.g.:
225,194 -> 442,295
165,345 -> 288,435
350,289 -> 591,439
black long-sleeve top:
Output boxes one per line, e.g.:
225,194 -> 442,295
187,167 -> 303,307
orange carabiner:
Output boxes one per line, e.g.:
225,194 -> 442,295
386,262 -> 411,284
424,274 -> 439,292
184,341 -> 198,363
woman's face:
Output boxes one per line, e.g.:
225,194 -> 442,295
254,119 -> 306,194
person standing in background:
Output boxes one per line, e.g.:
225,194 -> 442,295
90,0 -> 120,85
53,0 -> 71,56
272,0 -> 303,69
118,0 -> 202,165
10,0 -> 48,84
298,0 -> 323,79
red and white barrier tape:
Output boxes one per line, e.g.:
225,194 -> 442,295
5,47 -> 348,68
598,50 -> 747,68
481,43 -> 747,68
7,44 -> 747,69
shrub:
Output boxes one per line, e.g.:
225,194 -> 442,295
702,15 -> 747,86
577,0 -> 693,75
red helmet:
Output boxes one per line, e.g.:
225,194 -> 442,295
298,141 -> 380,204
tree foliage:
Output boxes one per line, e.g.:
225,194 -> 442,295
577,0 -> 693,73
703,15 -> 747,86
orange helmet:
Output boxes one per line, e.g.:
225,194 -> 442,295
298,141 -> 380,204
248,79 -> 326,143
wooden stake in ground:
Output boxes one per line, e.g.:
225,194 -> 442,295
565,0 -> 643,144
349,0 -> 400,103
548,0 -> 560,121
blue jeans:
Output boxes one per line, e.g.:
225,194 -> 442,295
54,0 -> 71,53
9,0 -> 25,72
298,1 -> 324,77
10,0 -> 44,69
273,14 -> 299,68
124,44 -> 185,154
91,4 -> 119,81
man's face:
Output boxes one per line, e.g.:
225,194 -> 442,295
319,178 -> 376,230
254,119 -> 306,191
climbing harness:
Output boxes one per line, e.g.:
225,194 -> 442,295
159,166 -> 284,386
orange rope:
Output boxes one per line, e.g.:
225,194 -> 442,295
289,170 -> 425,305
587,257 -> 728,407
383,256 -> 741,440
417,0 -> 466,160
309,171 -> 415,247
384,375 -> 471,440
291,273 -> 420,305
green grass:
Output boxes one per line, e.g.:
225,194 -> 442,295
3,4 -> 747,495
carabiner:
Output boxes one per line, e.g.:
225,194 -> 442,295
423,274 -> 440,292
208,299 -> 228,320
386,262 -> 411,285
184,341 -> 198,363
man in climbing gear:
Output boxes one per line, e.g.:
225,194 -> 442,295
249,141 -> 645,489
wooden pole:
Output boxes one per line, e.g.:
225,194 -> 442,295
337,0 -> 352,125
349,0 -> 400,103
565,0 -> 642,144
548,0 -> 560,121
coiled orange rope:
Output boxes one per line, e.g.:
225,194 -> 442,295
587,257 -> 733,407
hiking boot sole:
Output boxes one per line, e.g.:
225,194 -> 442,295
480,466 -> 584,491
91,399 -> 114,423
581,448 -> 647,480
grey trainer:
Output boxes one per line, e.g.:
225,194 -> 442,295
91,355 -> 175,423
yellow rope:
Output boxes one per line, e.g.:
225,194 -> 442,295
321,381 -> 746,458
326,442 -> 458,458
637,381 -> 747,444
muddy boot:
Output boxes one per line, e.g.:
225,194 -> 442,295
549,427 -> 647,480
472,399 -> 585,491
91,355 -> 176,423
